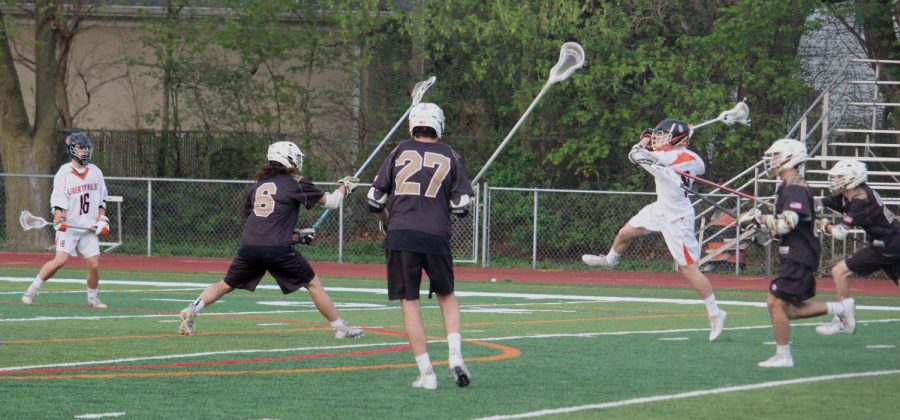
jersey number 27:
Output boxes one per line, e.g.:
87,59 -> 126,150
394,150 -> 450,197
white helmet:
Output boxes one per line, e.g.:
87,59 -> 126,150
267,141 -> 304,172
763,138 -> 807,178
828,159 -> 867,194
409,102 -> 445,139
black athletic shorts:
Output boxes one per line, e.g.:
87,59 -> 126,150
386,249 -> 454,300
845,247 -> 900,284
224,245 -> 316,294
769,260 -> 816,307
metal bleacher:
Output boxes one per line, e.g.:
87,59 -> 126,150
696,59 -> 900,275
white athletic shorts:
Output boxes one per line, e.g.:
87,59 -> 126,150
55,229 -> 100,258
627,203 -> 700,266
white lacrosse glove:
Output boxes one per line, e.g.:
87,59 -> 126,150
337,176 -> 359,194
738,209 -> 761,226
94,216 -> 110,237
292,228 -> 316,246
815,218 -> 831,236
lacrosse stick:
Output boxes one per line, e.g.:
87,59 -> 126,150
19,210 -> 92,232
690,99 -> 750,132
674,169 -> 774,210
309,76 -> 437,232
471,42 -> 585,185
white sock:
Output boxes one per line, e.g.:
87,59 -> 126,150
776,344 -> 791,357
606,250 -> 620,266
415,353 -> 432,374
31,276 -> 44,290
87,288 -> 99,299
826,302 -> 844,316
703,294 -> 721,317
192,298 -> 206,312
447,332 -> 463,364
330,318 -> 347,330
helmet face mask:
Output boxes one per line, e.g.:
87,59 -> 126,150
763,138 -> 807,178
267,141 -> 304,173
65,132 -> 93,165
828,159 -> 867,194
409,103 -> 445,139
649,119 -> 690,151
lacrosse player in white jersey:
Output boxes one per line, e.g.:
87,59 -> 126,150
22,132 -> 111,308
582,119 -> 727,341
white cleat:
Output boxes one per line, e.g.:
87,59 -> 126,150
179,304 -> 198,336
412,368 -> 437,390
582,254 -> 613,268
758,353 -> 794,368
816,315 -> 846,336
334,326 -> 365,339
841,297 -> 856,335
88,297 -> 108,309
450,362 -> 471,388
708,310 -> 727,341
21,287 -> 38,305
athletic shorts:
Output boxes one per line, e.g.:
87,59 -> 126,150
55,229 -> 100,258
627,203 -> 700,266
386,249 -> 454,301
769,260 -> 816,307
224,246 -> 316,294
845,247 -> 900,283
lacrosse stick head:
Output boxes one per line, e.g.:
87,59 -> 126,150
20,210 -> 48,231
410,76 -> 436,106
718,100 -> 750,126
548,42 -> 585,84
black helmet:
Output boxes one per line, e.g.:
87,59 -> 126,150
650,119 -> 691,151
66,132 -> 93,165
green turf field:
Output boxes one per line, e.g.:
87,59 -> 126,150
1,266 -> 898,419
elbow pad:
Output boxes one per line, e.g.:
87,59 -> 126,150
322,189 -> 344,210
367,187 -> 388,213
832,224 -> 849,240
450,195 -> 471,218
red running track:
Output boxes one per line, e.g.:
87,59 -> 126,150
1,251 -> 896,295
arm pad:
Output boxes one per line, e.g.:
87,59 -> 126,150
628,145 -> 661,166
322,189 -> 344,210
832,224 -> 849,240
450,194 -> 471,218
367,187 -> 388,213
758,210 -> 799,235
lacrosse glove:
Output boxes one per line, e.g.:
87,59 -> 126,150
292,228 -> 316,246
95,215 -> 110,237
337,176 -> 359,194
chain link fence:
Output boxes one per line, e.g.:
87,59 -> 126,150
0,173 -> 889,278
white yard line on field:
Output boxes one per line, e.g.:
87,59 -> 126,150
475,369 -> 900,420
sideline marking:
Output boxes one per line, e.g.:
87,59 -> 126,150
74,413 -> 126,419
867,344 -> 896,349
476,369 -> 900,419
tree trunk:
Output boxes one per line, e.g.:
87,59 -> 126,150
0,2 -> 59,249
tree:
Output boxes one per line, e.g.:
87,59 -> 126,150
0,0 -> 59,248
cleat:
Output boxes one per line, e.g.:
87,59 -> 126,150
816,315 -> 846,336
21,287 -> 38,305
708,310 -> 727,341
450,362 -> 471,388
334,326 -> 365,339
179,304 -> 198,336
758,353 -> 793,368
88,297 -> 108,309
841,297 -> 856,335
582,254 -> 613,268
412,368 -> 437,390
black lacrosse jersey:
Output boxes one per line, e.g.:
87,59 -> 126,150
822,185 -> 900,247
240,174 -> 324,246
372,139 -> 473,254
775,180 -> 821,268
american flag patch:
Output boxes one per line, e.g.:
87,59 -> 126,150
789,202 -> 802,210
844,215 -> 853,224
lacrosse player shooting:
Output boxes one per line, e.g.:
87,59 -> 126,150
367,102 -> 474,390
814,159 -> 899,336
177,141 -> 364,339
746,139 -> 854,368
22,132 -> 111,308
581,118 -> 728,341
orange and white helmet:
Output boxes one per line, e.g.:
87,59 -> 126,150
828,159 -> 867,194
409,102 -> 445,139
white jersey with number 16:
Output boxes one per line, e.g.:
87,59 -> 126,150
50,163 -> 108,228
